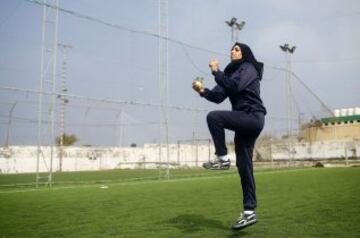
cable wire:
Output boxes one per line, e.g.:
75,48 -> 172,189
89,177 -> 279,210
180,44 -> 211,76
25,0 -> 227,57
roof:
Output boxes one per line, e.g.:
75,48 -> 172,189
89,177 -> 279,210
321,115 -> 360,124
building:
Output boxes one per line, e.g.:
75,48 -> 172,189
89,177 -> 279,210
301,107 -> 360,141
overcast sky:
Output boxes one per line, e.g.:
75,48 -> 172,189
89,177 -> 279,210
0,0 -> 359,146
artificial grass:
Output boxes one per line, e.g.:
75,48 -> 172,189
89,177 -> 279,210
0,167 -> 359,237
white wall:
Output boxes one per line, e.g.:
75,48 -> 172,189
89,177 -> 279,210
257,139 -> 360,160
1,139 -> 359,174
0,143 -> 224,174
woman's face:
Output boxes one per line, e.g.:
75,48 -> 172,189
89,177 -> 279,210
231,45 -> 242,61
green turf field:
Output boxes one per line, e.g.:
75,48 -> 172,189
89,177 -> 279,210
0,167 -> 359,237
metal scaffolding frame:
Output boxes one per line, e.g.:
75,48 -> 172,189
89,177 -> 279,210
158,0 -> 170,179
36,0 -> 59,187
57,43 -> 71,172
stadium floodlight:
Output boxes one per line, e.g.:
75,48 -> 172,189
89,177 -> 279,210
226,17 -> 246,43
225,17 -> 237,26
225,17 -> 245,31
279,43 -> 297,165
279,43 -> 296,54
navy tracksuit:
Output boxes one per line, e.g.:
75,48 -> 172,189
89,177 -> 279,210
200,62 -> 266,211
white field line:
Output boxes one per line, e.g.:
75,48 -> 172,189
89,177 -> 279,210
0,168 -> 317,194
0,173 -> 235,194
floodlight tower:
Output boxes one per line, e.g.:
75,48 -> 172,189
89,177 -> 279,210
158,0 -> 170,179
225,17 -> 245,44
279,43 -> 296,163
36,0 -> 59,188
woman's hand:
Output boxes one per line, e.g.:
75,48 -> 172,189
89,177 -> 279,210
209,59 -> 220,72
192,79 -> 205,93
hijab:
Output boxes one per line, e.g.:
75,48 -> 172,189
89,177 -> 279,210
224,42 -> 264,80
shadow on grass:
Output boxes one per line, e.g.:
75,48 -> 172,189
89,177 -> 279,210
168,214 -> 226,232
167,214 -> 248,237
228,229 -> 249,237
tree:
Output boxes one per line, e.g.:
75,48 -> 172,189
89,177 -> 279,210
56,133 -> 78,146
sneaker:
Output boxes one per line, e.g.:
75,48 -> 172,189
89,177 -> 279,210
202,157 -> 230,170
231,212 -> 257,230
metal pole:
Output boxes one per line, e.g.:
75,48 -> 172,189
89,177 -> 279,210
281,51 -> 291,166
116,109 -> 123,147
57,43 -> 71,172
36,1 -> 47,188
280,43 -> 296,166
287,52 -> 294,165
287,52 -> 291,137
48,0 -> 59,187
234,28 -> 239,42
5,102 -> 17,148
158,0 -> 170,179
231,27 -> 234,44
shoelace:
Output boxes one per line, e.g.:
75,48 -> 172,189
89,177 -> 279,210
210,157 -> 221,164
235,213 -> 247,224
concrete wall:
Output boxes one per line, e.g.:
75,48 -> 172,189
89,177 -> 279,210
1,139 -> 359,174
0,143 -> 225,174
256,138 -> 360,160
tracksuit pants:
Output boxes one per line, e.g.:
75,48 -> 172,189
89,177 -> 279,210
206,110 -> 265,211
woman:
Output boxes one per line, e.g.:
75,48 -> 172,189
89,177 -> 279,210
192,42 -> 266,230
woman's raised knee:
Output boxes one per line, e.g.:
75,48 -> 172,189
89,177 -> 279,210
206,111 -> 219,123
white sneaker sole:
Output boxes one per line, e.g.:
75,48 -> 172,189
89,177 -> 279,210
231,219 -> 257,230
